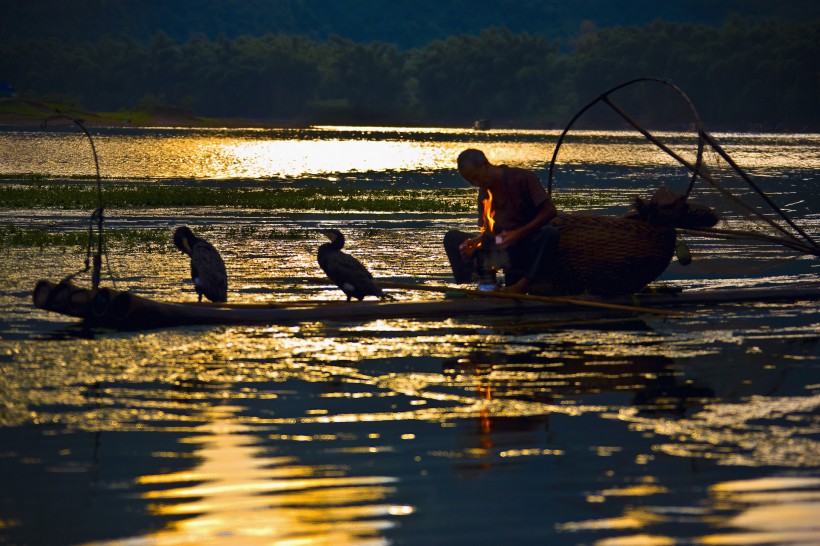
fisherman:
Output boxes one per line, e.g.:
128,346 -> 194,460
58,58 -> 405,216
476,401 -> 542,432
444,148 -> 559,294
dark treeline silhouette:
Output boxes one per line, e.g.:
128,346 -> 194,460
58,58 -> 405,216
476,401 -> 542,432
4,0 -> 819,50
1,18 -> 818,130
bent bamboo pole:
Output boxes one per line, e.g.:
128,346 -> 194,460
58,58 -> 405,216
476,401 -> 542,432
376,280 -> 687,317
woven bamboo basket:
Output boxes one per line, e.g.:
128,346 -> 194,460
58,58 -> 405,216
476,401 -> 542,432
544,213 -> 676,296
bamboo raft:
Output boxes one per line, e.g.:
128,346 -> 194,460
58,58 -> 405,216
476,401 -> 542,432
32,279 -> 820,331
29,80 -> 819,332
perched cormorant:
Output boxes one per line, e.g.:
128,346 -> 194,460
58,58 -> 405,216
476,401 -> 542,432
317,229 -> 388,301
173,225 -> 228,302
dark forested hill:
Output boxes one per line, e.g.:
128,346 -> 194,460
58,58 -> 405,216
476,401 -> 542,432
2,0 -> 819,48
2,1 -> 819,129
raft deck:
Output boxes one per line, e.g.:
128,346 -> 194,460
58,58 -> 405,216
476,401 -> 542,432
32,279 -> 820,331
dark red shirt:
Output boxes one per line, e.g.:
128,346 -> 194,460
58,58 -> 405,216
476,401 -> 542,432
476,166 -> 550,233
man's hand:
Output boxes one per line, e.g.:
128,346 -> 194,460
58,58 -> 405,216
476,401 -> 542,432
495,229 -> 522,249
459,236 -> 482,258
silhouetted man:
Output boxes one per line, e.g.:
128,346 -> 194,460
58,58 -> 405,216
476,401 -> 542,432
444,148 -> 559,294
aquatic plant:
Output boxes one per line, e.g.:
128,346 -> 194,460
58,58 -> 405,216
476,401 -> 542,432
0,222 -> 326,249
0,223 -> 170,250
223,225 -> 313,241
0,182 -> 599,212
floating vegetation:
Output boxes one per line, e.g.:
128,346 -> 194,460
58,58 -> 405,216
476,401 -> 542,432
0,223 -> 319,249
0,223 -> 170,250
0,181 -> 601,212
223,225 -> 314,241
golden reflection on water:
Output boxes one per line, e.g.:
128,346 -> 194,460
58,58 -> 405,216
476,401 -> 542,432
616,393 -> 820,468
1,125 -> 818,546
212,139 -> 443,179
4,127 -> 818,180
699,477 -> 820,545
120,404 -> 407,545
582,476 -> 820,546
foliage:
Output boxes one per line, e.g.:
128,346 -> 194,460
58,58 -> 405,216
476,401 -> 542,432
414,29 -> 570,125
2,0 -> 818,49
572,18 -> 820,129
1,17 -> 818,129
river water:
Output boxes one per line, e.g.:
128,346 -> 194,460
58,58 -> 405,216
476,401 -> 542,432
0,126 -> 819,545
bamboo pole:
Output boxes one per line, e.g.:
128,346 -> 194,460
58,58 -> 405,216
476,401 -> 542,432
192,300 -> 343,309
376,280 -> 687,317
604,96 -> 817,252
678,226 -> 820,256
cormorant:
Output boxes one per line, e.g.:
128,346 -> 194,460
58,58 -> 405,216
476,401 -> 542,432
317,229 -> 389,301
173,225 -> 228,302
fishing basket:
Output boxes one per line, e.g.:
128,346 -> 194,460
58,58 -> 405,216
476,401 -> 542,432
544,213 -> 676,296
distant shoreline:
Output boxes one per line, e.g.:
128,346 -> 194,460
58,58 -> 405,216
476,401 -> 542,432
1,98 -> 814,134
0,113 -> 295,130
0,98 -> 304,130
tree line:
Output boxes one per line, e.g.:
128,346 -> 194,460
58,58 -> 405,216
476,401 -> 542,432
2,18 -> 818,130
6,0 -> 816,51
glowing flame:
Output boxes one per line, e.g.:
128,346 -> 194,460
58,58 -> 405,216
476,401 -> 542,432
480,189 -> 495,235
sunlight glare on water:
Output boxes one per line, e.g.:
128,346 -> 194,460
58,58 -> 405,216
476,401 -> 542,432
0,126 -> 522,180
0,127 -> 818,546
117,404 -> 404,546
4,126 -> 819,182
199,138 -> 447,180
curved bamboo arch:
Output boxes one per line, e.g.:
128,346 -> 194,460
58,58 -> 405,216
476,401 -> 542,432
546,77 -> 706,197
546,77 -> 819,255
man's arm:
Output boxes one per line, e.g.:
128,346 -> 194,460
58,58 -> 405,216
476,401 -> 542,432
496,198 -> 556,249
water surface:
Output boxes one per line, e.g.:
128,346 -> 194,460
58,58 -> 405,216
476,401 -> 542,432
0,127 -> 818,545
